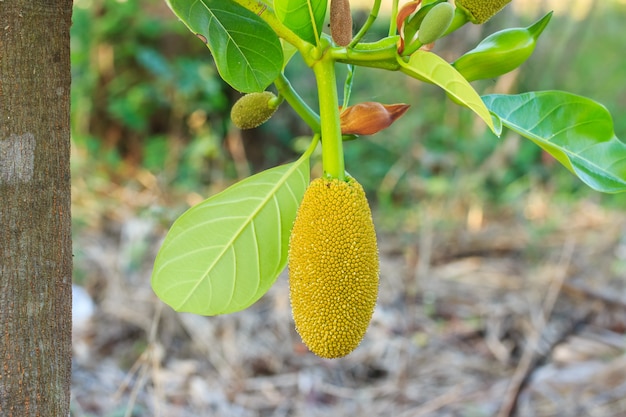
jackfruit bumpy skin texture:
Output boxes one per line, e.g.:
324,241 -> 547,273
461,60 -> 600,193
289,177 -> 379,358
230,91 -> 277,129
455,0 -> 512,24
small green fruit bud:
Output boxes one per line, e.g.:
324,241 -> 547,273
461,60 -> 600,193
452,12 -> 552,81
230,91 -> 278,129
418,2 -> 454,45
455,0 -> 512,24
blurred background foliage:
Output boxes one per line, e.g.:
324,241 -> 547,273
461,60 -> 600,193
70,0 -> 626,220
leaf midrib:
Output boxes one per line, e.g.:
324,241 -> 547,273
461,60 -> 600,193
175,158 -> 307,311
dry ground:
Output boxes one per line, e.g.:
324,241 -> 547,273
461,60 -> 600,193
70,177 -> 626,417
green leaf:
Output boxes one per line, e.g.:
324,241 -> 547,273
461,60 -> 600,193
166,0 -> 283,93
398,51 -> 500,136
152,159 -> 310,315
274,0 -> 327,45
483,91 -> 626,193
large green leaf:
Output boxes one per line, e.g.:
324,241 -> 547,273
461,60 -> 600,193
398,51 -> 501,136
166,0 -> 283,93
483,91 -> 626,193
152,159 -> 310,315
274,0 -> 327,45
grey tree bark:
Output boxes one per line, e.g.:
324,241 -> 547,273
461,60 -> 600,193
0,1 -> 73,416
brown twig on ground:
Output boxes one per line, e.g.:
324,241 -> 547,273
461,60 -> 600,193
496,237 -> 576,417
114,301 -> 164,417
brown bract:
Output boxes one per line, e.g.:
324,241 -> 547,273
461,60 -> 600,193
396,0 -> 422,37
396,0 -> 421,54
340,102 -> 410,135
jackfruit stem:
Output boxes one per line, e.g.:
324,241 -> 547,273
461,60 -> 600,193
349,0 -> 381,47
313,54 -> 345,181
388,0 -> 399,36
443,7 -> 470,37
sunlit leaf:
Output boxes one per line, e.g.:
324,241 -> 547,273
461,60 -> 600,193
166,0 -> 283,92
274,0 -> 327,45
398,51 -> 500,135
483,91 -> 626,193
152,159 -> 310,315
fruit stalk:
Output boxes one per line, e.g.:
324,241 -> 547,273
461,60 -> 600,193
312,51 -> 345,180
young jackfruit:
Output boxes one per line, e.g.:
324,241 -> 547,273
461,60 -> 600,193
455,0 -> 512,24
418,2 -> 455,45
288,177 -> 379,358
230,91 -> 278,129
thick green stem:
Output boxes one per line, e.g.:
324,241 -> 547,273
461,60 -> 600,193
330,41 -> 400,70
313,55 -> 345,181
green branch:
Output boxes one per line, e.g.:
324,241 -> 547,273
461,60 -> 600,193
389,0 -> 400,36
274,73 -> 321,133
349,0 -> 382,47
330,40 -> 400,70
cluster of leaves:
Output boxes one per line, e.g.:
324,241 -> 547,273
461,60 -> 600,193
152,0 -> 626,318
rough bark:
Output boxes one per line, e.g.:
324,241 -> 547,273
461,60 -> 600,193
0,1 -> 73,416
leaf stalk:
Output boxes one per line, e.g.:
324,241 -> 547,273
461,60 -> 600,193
232,0 -> 311,52
274,73 -> 321,133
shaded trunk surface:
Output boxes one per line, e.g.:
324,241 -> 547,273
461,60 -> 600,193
0,1 -> 73,416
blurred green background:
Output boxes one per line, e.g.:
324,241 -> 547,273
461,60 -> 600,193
70,0 -> 626,222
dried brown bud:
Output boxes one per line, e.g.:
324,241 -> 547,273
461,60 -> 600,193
340,102 -> 410,135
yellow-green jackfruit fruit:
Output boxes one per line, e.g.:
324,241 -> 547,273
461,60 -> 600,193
288,177 -> 379,358
230,91 -> 278,129
455,0 -> 512,24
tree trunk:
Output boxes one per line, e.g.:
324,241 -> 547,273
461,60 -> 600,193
0,1 -> 73,416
